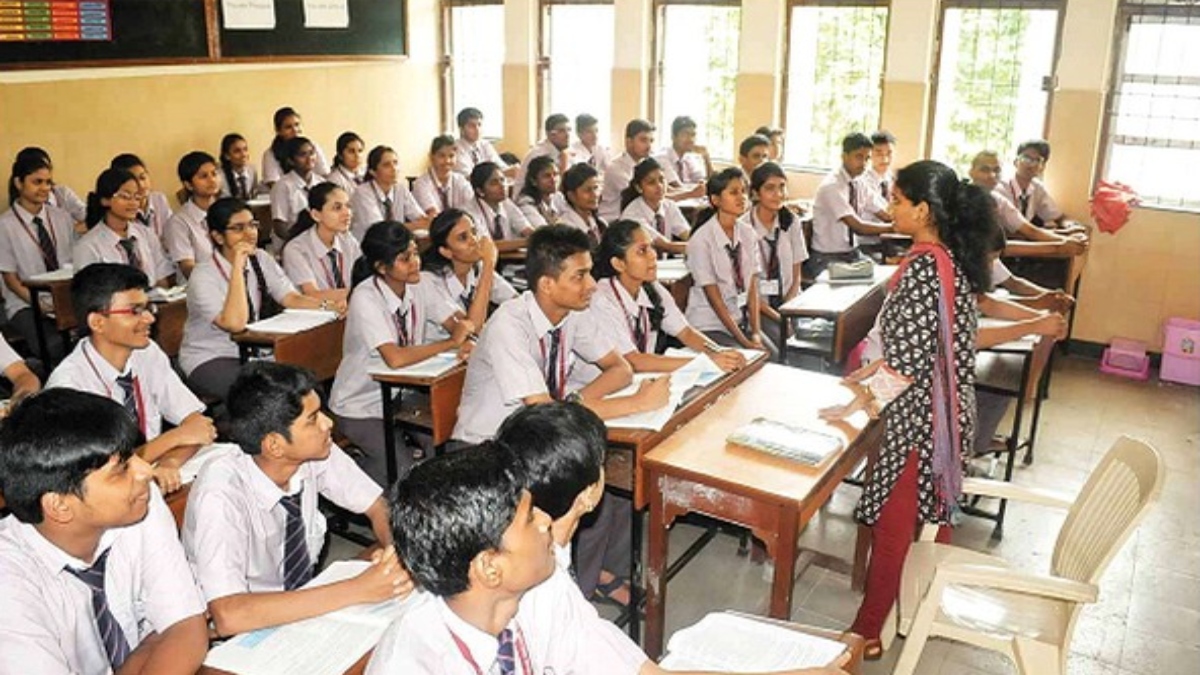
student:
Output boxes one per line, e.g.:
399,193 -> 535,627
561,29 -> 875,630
218,133 -> 262,200
0,334 -> 39,413
517,114 -> 573,187
280,182 -> 359,306
994,139 -> 1082,232
736,134 -> 772,178
0,389 -> 208,675
570,113 -> 612,173
807,133 -> 894,277
270,136 -> 330,242
748,163 -> 808,319
656,115 -> 711,193
618,157 -> 690,256
864,130 -> 895,203
754,125 -> 786,162
561,163 -> 607,248
1,153 -> 75,361
262,106 -> 330,184
515,154 -> 568,228
413,134 -> 475,216
600,119 -> 656,222
326,131 -> 367,194
163,151 -> 222,278
47,263 -> 216,493
370,444 -> 848,675
75,168 -> 176,288
183,362 -> 411,637
15,146 -> 86,226
968,151 -> 1087,257
421,208 -> 517,342
179,198 -> 325,402
463,161 -> 533,247
350,145 -> 427,241
451,224 -> 668,444
454,107 -> 509,176
685,168 -> 772,354
110,154 -> 173,243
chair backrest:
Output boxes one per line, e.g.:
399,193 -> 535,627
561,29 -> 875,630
1052,435 -> 1164,584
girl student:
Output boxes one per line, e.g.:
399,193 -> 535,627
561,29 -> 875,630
262,106 -> 330,185
326,131 -> 367,195
0,154 -> 75,360
559,162 -> 606,248
618,156 -> 691,256
461,161 -> 532,251
269,136 -> 329,243
515,154 -> 568,228
75,168 -> 175,287
349,145 -> 427,242
412,135 -> 474,217
15,146 -> 86,228
328,220 -> 475,484
110,153 -> 173,243
748,162 -> 808,334
218,133 -> 262,200
164,151 -> 223,278
684,167 -> 774,355
280,182 -> 358,309
419,208 -> 517,342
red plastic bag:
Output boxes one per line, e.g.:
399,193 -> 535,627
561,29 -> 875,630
1090,181 -> 1141,234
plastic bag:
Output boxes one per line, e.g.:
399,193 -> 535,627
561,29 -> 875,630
1091,180 -> 1141,234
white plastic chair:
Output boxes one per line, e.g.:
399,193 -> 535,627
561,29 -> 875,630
892,435 -> 1164,675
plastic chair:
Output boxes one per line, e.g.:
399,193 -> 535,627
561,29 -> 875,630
892,435 -> 1164,675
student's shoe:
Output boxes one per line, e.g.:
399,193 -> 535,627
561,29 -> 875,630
592,576 -> 631,607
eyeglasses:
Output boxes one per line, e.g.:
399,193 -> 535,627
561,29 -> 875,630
1016,155 -> 1045,165
226,220 -> 261,233
103,303 -> 157,318
113,191 -> 142,202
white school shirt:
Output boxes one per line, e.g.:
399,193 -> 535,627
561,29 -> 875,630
412,170 -> 474,214
420,267 -> 519,341
329,276 -> 458,420
620,196 -> 690,243
863,165 -> 893,205
0,335 -> 21,372
515,192 -> 568,228
49,183 -> 88,223
990,257 -> 1013,289
748,208 -> 808,302
271,171 -> 328,229
136,192 -> 173,243
0,202 -> 76,319
366,565 -> 647,675
47,338 -> 204,440
178,250 -> 297,376
685,216 -> 762,333
599,152 -> 638,223
72,221 -> 175,283
996,176 -> 1062,225
452,292 -> 616,444
218,165 -> 262,199
855,167 -> 891,244
990,191 -> 1027,236
182,445 -> 381,602
350,180 -> 424,242
454,137 -> 504,175
326,165 -> 366,196
559,207 -> 606,247
461,197 -> 531,241
0,487 -> 205,675
163,199 -> 212,266
261,142 -> 331,184
516,139 -> 570,188
655,146 -> 705,186
281,228 -> 361,291
811,166 -> 866,254
570,140 -> 612,174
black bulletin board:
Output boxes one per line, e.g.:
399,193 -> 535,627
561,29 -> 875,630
218,0 -> 406,59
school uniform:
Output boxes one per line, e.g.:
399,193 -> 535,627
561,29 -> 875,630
270,171 -> 329,230
811,166 -> 868,256
559,207 -> 606,249
598,152 -> 638,223
990,191 -> 1028,237
261,142 -> 331,184
219,165 -> 262,200
0,202 -> 75,359
995,176 -> 1062,227
855,167 -> 891,250
654,146 -> 705,186
179,250 -> 297,401
280,228 -> 361,292
46,338 -> 204,440
162,199 -> 211,268
412,170 -> 474,214
685,216 -> 762,343
182,444 -> 381,602
515,192 -> 568,229
49,183 -> 87,224
461,197 -> 532,241
326,165 -> 367,196
570,140 -> 612,174
453,137 -> 503,176
0,335 -> 21,373
136,192 -> 173,244
72,221 -> 175,284
570,277 -> 688,388
329,276 -> 458,483
863,165 -> 893,205
0,486 -> 205,675
452,292 -> 616,444
420,267 -> 518,342
619,196 -> 690,245
516,139 -> 571,188
349,181 -> 424,242
748,208 -> 808,306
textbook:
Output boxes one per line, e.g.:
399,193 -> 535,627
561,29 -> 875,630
660,611 -> 846,671
368,351 -> 460,379
244,309 -> 339,334
726,417 -> 843,466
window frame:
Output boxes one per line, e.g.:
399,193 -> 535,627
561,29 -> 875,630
538,0 -> 616,131
441,0 -> 506,134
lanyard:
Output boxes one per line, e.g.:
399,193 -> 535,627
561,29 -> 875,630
317,237 -> 346,289
752,209 -> 781,281
447,623 -> 533,675
11,205 -> 59,267
538,326 -> 569,401
609,279 -> 649,353
82,343 -> 148,438
429,170 -> 450,210
374,182 -> 394,217
477,198 -> 503,239
375,278 -> 418,345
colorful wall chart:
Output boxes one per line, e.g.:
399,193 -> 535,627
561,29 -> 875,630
0,1 -> 112,42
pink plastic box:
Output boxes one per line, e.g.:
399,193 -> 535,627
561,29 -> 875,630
1100,338 -> 1150,381
1161,317 -> 1200,386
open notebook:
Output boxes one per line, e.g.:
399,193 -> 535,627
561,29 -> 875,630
660,612 -> 846,671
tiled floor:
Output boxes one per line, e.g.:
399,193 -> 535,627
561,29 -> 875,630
327,355 -> 1200,674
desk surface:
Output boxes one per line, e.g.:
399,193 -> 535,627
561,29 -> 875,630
233,317 -> 346,382
780,265 -> 894,317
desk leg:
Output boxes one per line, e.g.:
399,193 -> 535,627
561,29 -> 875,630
628,495 -> 642,642
380,382 -> 399,489
28,288 -> 50,365
644,471 -> 669,660
767,507 -> 800,620
237,344 -> 250,365
852,524 -> 871,592
778,313 -> 788,364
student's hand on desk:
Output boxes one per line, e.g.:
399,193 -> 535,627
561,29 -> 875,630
354,546 -> 414,603
634,376 -> 672,412
1058,237 -> 1087,256
456,340 -> 475,362
450,317 -> 477,345
153,462 -> 185,494
175,414 -> 218,447
1035,312 -> 1069,341
709,348 -> 746,372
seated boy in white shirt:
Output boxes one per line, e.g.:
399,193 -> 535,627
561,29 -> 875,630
655,116 -> 710,198
0,389 -> 208,675
995,140 -> 1085,235
968,151 -> 1087,257
455,107 -> 517,179
182,362 -> 412,637
47,263 -> 216,493
806,133 -> 894,277
571,113 -> 612,174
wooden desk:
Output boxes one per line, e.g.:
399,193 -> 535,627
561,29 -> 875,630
373,361 -> 468,486
152,298 -> 188,359
641,364 -> 881,658
24,272 -> 75,366
201,654 -> 369,675
778,265 -> 894,369
656,258 -> 692,315
232,318 -> 346,382
715,613 -> 866,675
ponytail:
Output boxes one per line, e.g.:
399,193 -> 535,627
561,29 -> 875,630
620,157 -> 663,213
219,133 -> 245,197
691,167 -> 746,234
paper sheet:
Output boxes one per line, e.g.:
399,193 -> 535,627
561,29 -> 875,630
659,612 -> 846,671
148,285 -> 187,303
222,0 -> 276,30
245,309 -> 338,335
27,266 -> 74,283
369,352 -> 460,379
178,443 -> 241,485
605,353 -> 724,430
304,0 -> 349,28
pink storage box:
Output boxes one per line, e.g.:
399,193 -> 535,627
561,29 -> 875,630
1161,317 -> 1200,386
1100,338 -> 1150,381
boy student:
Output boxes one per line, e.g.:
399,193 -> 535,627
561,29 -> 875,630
455,107 -> 515,178
451,224 -> 670,444
968,151 -> 1087,258
736,134 -> 773,178
517,113 -> 573,187
369,443 -> 849,675
0,389 -> 208,674
182,362 -> 412,637
995,139 -> 1082,232
806,132 -> 894,277
755,125 -> 786,162
600,119 -> 657,222
655,115 -> 711,196
47,264 -> 216,493
864,130 -> 895,204
571,113 -> 612,173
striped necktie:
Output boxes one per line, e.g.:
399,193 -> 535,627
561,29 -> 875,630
115,373 -> 138,423
65,548 -> 131,670
117,237 -> 142,274
496,628 -> 516,675
279,491 -> 313,590
32,216 -> 60,271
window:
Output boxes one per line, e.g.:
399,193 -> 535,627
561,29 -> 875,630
782,1 -> 889,169
444,1 -> 506,132
654,1 -> 741,159
1103,1 -> 1200,211
543,1 -> 615,125
929,1 -> 1063,173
